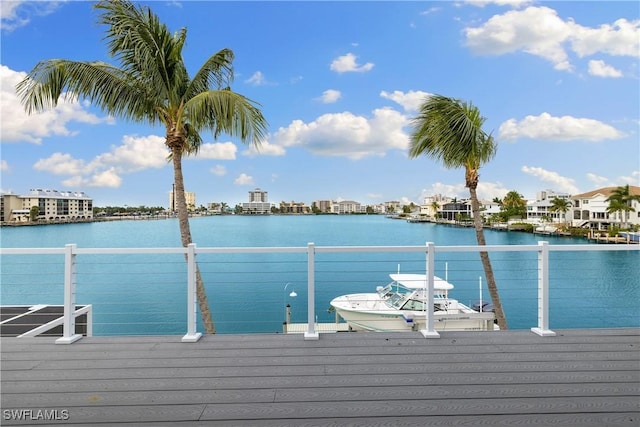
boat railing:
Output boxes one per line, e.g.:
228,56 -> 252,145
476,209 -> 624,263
1,241 -> 638,343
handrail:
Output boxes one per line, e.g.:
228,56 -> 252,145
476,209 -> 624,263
1,242 -> 637,343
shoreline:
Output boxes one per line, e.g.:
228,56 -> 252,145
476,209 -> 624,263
1,214 -> 637,244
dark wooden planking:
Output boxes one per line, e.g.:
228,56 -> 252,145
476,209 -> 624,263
4,370 -> 637,395
3,383 -> 639,408
1,328 -> 638,426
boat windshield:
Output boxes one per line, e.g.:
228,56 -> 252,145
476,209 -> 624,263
377,284 -> 393,298
385,292 -> 407,309
400,299 -> 425,311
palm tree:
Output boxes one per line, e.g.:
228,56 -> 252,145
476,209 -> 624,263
16,0 -> 267,334
606,185 -> 640,229
501,190 -> 527,220
549,197 -> 572,226
409,94 -> 507,330
430,201 -> 440,219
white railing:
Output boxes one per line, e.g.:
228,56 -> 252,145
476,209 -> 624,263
1,242 -> 637,343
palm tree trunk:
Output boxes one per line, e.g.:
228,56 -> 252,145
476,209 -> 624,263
469,187 -> 508,330
172,150 -> 216,334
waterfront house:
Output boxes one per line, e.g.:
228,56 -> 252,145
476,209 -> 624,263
526,190 -> 572,224
571,186 -> 640,230
1,189 -> 93,223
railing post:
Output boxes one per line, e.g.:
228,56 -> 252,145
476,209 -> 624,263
182,243 -> 202,343
420,242 -> 440,338
56,244 -> 82,344
532,241 -> 556,337
304,242 -> 319,340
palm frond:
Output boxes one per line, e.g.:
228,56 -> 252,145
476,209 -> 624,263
409,94 -> 496,169
185,49 -> 234,100
185,89 -> 268,146
95,0 -> 185,104
16,59 -> 157,122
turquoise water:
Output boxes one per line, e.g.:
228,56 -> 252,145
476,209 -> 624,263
1,215 -> 638,334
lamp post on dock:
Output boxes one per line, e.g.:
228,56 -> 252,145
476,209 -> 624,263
283,282 -> 297,326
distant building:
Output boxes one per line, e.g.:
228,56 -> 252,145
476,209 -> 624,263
419,195 -> 452,217
169,189 -> 196,212
526,190 -> 572,223
336,200 -> 364,214
242,188 -> 271,214
279,201 -> 310,214
571,186 -> 640,230
439,199 -> 472,221
1,189 -> 93,223
313,200 -> 334,213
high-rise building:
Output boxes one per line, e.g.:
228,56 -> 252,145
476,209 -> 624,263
169,189 -> 196,212
242,188 -> 271,214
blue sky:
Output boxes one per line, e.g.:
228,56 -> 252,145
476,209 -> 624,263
1,1 -> 638,208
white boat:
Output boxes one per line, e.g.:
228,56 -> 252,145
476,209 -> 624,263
534,225 -> 558,235
329,273 -> 497,332
619,231 -> 640,243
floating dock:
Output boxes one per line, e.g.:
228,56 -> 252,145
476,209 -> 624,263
0,305 -> 91,337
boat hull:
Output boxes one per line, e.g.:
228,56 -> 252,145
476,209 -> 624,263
330,296 -> 497,332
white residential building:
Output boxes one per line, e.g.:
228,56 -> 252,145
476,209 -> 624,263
419,194 -> 452,217
526,190 -> 572,224
336,200 -> 364,214
1,189 -> 93,222
242,188 -> 271,214
571,186 -> 640,230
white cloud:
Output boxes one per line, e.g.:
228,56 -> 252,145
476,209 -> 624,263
79,169 -> 122,188
272,108 -> 409,160
195,142 -> 237,160
586,173 -> 610,186
317,89 -> 342,104
521,166 -> 579,194
242,140 -> 286,157
32,134 -> 169,188
33,153 -> 87,176
465,0 -> 532,8
617,170 -> 640,187
420,183 -> 466,201
420,7 -> 441,16
0,1 -> 61,32
92,135 -> 168,172
420,181 -> 509,202
477,181 -> 511,200
210,165 -> 227,176
0,160 -> 9,172
234,173 -> 255,186
464,6 -> 640,73
245,71 -> 269,86
465,6 -> 573,71
588,60 -> 622,78
498,112 -> 624,142
380,90 -> 432,112
0,66 -> 115,144
583,172 -> 640,190
570,18 -> 640,58
330,53 -> 374,73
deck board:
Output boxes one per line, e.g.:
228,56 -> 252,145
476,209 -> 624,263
1,328 -> 639,426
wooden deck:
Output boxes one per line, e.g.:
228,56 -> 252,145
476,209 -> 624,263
1,328 -> 639,426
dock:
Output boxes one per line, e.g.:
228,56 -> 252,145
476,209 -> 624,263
283,322 -> 351,333
0,305 -> 91,338
2,328 -> 638,426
